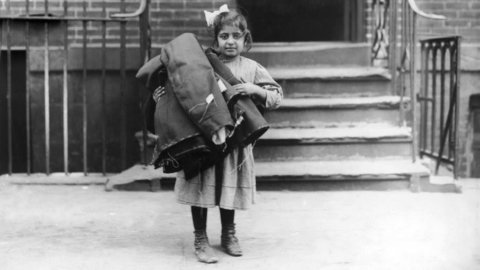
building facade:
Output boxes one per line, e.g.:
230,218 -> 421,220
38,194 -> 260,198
1,0 -> 479,178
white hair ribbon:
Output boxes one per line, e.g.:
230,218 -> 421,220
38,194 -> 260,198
204,4 -> 229,27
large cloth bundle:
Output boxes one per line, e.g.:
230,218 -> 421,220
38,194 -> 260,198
136,33 -> 269,179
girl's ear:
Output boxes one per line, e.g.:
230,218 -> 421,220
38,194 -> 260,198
243,30 -> 253,52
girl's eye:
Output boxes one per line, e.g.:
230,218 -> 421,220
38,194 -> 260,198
232,33 -> 243,39
218,32 -> 244,40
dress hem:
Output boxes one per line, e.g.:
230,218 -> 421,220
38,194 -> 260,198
176,199 -> 252,210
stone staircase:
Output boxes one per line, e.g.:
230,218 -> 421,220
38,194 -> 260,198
245,42 -> 430,190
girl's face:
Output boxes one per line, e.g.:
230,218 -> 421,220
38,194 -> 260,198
216,25 -> 245,60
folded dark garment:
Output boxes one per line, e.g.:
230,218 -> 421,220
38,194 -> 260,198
156,134 -> 223,179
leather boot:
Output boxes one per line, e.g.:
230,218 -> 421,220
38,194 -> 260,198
221,223 -> 243,256
194,230 -> 218,263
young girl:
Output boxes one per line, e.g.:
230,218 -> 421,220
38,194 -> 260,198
174,7 -> 283,263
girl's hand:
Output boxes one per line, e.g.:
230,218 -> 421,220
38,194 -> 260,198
233,82 -> 266,100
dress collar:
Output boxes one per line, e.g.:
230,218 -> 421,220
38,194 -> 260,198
220,55 -> 241,64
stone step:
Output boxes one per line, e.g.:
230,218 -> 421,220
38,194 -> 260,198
269,66 -> 392,98
255,159 -> 429,180
245,42 -> 371,67
254,160 -> 429,190
265,97 -> 405,128
254,126 -> 412,161
269,66 -> 391,81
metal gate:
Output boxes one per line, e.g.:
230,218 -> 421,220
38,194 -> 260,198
0,0 -> 151,176
418,36 -> 461,178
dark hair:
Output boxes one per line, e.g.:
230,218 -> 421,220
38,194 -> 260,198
212,9 -> 253,52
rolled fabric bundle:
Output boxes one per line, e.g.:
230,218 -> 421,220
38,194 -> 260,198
219,78 -> 269,148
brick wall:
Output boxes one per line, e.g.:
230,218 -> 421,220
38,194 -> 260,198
151,0 -> 236,45
0,0 -> 142,46
416,0 -> 480,43
0,0 -> 236,47
1,0 -> 479,45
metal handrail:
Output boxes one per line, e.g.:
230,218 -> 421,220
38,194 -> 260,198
394,0 -> 447,165
1,0 -> 148,21
110,0 -> 147,18
406,0 -> 446,20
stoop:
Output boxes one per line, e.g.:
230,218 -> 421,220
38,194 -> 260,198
105,42 -> 439,192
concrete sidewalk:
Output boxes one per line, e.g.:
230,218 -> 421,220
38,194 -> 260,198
1,180 -> 479,270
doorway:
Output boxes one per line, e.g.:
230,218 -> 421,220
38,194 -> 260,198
236,0 -> 365,42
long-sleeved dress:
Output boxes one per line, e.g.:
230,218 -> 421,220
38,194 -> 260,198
174,55 -> 283,210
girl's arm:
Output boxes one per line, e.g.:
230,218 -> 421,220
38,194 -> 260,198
232,63 -> 283,110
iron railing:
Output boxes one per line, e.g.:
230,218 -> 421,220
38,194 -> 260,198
418,36 -> 460,177
0,0 -> 151,176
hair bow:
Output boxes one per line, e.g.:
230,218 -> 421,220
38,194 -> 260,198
204,4 -> 229,27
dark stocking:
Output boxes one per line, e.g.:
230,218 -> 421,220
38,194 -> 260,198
220,208 -> 235,227
191,206 -> 208,231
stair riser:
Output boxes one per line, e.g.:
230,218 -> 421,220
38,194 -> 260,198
256,180 -> 411,191
245,47 -> 370,67
253,142 -> 411,161
265,109 -> 400,128
278,79 -> 392,98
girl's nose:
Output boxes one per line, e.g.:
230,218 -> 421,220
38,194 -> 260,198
226,36 -> 235,43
